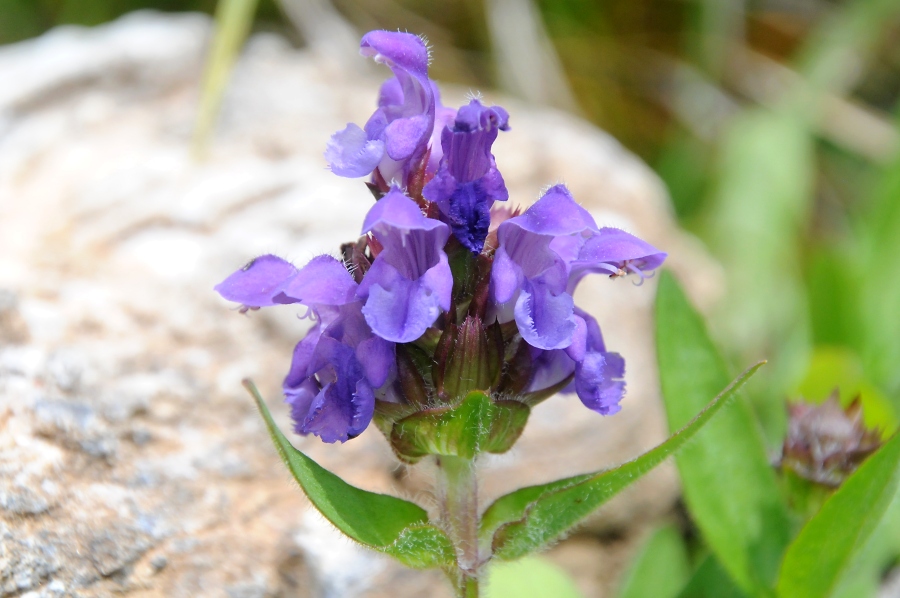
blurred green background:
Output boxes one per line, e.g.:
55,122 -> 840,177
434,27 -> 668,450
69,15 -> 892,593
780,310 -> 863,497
4,0 -> 899,455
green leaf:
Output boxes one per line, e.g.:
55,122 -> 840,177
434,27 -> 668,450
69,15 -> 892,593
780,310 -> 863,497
675,556 -> 747,598
480,361 -> 764,561
832,493 -> 900,598
776,430 -> 900,598
244,381 -> 454,569
193,0 -> 259,157
485,556 -> 584,598
616,524 -> 690,598
656,271 -> 792,594
390,391 -> 529,463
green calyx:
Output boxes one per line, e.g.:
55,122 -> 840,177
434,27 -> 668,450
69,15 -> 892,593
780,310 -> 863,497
387,391 -> 531,464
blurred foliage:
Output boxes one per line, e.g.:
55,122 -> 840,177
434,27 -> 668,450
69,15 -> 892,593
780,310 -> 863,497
0,0 -> 284,43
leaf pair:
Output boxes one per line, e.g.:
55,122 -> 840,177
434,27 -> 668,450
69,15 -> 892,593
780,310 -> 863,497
246,347 -> 765,570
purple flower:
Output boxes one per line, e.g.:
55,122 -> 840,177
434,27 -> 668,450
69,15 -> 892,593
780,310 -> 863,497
325,31 -> 435,186
215,254 -> 394,443
491,184 -> 666,351
490,185 -> 599,350
423,99 -> 510,253
357,187 -> 452,343
490,184 -> 664,414
283,304 -> 394,443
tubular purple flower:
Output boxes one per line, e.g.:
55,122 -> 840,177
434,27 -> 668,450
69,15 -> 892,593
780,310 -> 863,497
283,304 -> 394,443
324,31 -> 435,186
423,99 -> 510,253
214,254 -> 395,443
490,184 -> 666,351
490,185 -> 597,349
357,187 -> 452,343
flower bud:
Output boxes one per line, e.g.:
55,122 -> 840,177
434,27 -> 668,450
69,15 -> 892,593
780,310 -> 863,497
779,392 -> 882,487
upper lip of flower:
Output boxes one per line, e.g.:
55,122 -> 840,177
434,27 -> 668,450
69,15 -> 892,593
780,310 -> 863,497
325,31 -> 436,187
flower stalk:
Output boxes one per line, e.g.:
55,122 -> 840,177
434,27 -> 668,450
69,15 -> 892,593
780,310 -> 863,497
436,455 -> 482,597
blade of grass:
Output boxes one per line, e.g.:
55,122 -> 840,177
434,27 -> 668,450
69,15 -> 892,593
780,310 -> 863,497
193,0 -> 259,158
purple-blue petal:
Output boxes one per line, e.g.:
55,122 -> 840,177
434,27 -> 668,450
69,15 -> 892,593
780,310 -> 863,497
281,255 -> 359,306
570,309 -> 626,415
325,123 -> 386,177
357,188 -> 452,342
575,351 -> 625,415
360,31 -> 429,78
423,99 -> 510,252
361,187 -> 451,279
490,245 -> 524,307
214,254 -> 299,307
378,77 -> 404,108
215,254 -> 358,310
356,334 -> 395,388
502,184 -> 598,238
568,227 -> 667,290
514,280 -> 576,350
359,256 -> 451,343
527,348 -> 576,392
284,317 -> 384,443
384,115 -> 431,161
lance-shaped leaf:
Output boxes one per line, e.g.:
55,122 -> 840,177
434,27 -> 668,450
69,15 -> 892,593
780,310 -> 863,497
656,271 -> 791,594
244,381 -> 455,569
776,430 -> 900,598
390,391 -> 530,463
480,362 -> 764,560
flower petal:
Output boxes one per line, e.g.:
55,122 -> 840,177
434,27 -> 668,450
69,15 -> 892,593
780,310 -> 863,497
360,31 -> 429,78
527,348 -> 576,392
325,123 -> 386,177
502,184 -> 598,238
360,256 -> 451,343
514,280 -> 576,350
575,351 -> 625,415
214,254 -> 299,307
384,114 -> 431,161
569,227 -> 667,290
215,254 -> 358,310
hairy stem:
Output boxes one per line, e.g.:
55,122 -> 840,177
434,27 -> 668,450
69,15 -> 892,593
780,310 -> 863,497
437,455 -> 482,597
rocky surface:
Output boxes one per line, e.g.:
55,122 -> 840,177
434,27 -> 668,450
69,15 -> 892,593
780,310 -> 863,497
0,12 -> 721,597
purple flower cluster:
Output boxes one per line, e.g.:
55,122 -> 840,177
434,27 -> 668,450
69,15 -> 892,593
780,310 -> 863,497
216,31 -> 666,443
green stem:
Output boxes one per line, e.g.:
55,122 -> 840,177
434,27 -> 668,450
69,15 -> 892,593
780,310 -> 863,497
437,455 -> 482,598
462,574 -> 480,598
